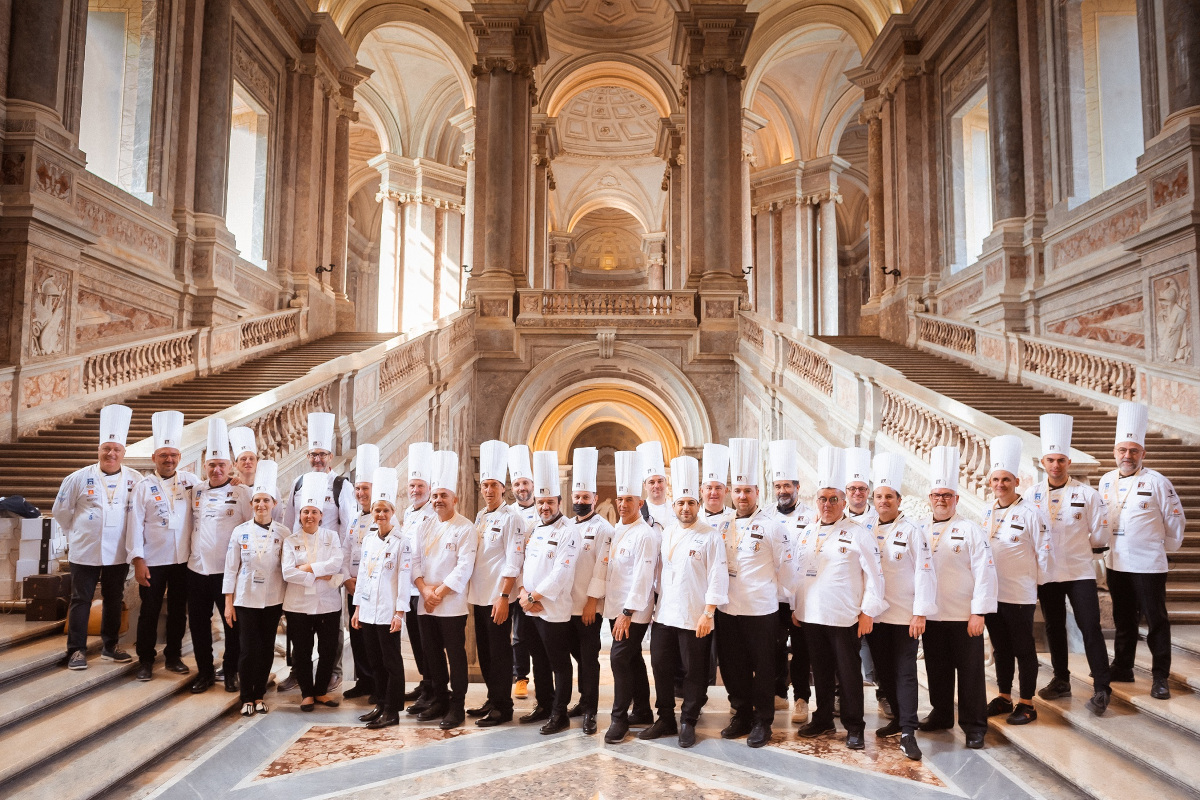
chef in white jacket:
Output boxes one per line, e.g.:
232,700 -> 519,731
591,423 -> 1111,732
702,443 -> 735,530
401,441 -> 437,709
1101,402 -> 1186,700
223,460 -> 287,717
411,450 -> 476,730
127,410 -> 197,681
1030,414 -> 1112,714
187,418 -> 252,694
282,412 -> 355,543
342,444 -> 380,702
646,455 -> 728,749
917,446 -> 997,750
352,467 -> 413,729
599,450 -> 660,742
864,452 -> 935,761
55,404 -> 140,670
788,447 -> 887,752
506,444 -> 538,699
282,472 -> 345,711
770,439 -> 815,723
843,447 -> 879,529
637,441 -> 672,527
466,440 -> 525,727
982,435 -> 1050,726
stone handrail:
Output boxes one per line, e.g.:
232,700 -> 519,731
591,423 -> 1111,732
240,309 -> 301,351
82,328 -> 197,394
785,339 -> 833,396
379,337 -> 428,395
1020,339 -> 1135,400
918,316 -> 976,355
878,386 -> 993,499
516,289 -> 698,327
740,315 -> 765,351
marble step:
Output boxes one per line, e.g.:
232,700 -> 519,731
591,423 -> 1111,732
0,653 -> 140,730
0,630 -> 103,686
1050,652 -> 1200,737
0,617 -> 64,652
1168,625 -> 1200,656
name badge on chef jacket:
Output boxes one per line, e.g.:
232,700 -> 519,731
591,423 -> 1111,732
252,569 -> 265,584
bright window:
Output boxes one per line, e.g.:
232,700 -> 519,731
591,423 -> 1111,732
950,89 -> 993,272
225,84 -> 269,268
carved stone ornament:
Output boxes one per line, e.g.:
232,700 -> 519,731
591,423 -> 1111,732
1155,274 -> 1192,363
471,58 -> 534,78
31,270 -> 67,356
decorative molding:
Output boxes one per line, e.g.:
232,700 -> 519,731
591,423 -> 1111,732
1150,163 -> 1190,209
1052,204 -> 1148,266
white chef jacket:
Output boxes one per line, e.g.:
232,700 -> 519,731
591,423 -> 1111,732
521,515 -> 580,623
704,506 -> 735,537
411,512 -> 476,617
1099,468 -> 1187,573
776,502 -> 815,602
353,526 -> 413,624
655,520 -> 729,630
223,519 -> 287,608
53,463 -> 141,566
282,527 -> 345,614
402,502 -> 437,598
981,495 -> 1049,605
571,514 -> 615,614
189,480 -> 252,574
786,518 -> 888,627
509,500 -> 539,533
646,501 -> 673,529
126,470 -> 199,567
870,515 -> 938,625
1029,479 -> 1108,584
283,472 -> 355,543
344,509 -> 372,580
919,514 -> 998,621
720,507 -> 791,617
846,505 -> 879,529
466,504 -> 525,607
600,519 -> 661,623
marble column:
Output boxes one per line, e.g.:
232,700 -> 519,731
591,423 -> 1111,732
6,0 -> 67,115
548,232 -> 571,290
741,112 -> 765,283
988,0 -> 1025,224
656,116 -> 685,288
450,109 -> 476,277
643,232 -> 667,291
1163,0 -> 1200,120
777,200 -> 807,331
375,190 -> 402,332
194,0 -> 232,218
865,97 -> 885,302
529,116 -> 557,290
331,69 -> 371,319
818,192 -> 840,335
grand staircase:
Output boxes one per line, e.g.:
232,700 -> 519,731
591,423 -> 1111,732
0,332 -> 393,511
823,335 -> 1200,623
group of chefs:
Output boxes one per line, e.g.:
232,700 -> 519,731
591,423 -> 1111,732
51,400 -> 1185,760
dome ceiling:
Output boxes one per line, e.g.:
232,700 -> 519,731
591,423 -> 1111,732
545,0 -> 673,49
560,86 -> 659,157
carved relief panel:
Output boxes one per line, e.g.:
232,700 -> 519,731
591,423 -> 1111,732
29,262 -> 71,359
1153,270 -> 1193,365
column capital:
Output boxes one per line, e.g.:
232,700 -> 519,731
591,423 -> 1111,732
464,6 -> 547,69
671,5 -> 757,70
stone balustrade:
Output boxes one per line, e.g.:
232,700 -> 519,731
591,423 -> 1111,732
240,309 -> 301,351
516,289 -> 697,328
785,339 -> 833,396
918,316 -> 976,355
740,315 -> 765,351
82,329 -> 197,394
379,338 -> 428,395
1021,339 -> 1135,400
879,386 -> 993,499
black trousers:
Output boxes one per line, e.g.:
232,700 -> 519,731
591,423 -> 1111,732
511,602 -> 531,680
923,620 -> 986,736
1038,579 -> 1110,692
608,619 -> 651,719
806,623 -> 865,733
651,622 -> 711,724
362,622 -> 406,713
406,595 -> 429,689
288,610 -> 340,697
236,604 -> 282,703
867,623 -> 920,733
135,563 -> 188,665
527,616 -> 573,715
187,570 -> 238,678
568,614 -> 603,714
715,611 -> 777,724
1109,569 -> 1171,681
473,603 -> 515,715
347,597 -> 375,690
774,603 -> 811,701
419,614 -> 468,707
66,562 -> 127,654
985,602 -> 1038,700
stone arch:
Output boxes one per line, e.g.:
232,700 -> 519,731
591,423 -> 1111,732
542,56 -> 678,117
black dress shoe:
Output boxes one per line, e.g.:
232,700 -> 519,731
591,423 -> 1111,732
639,716 -> 678,740
797,720 -> 835,738
359,705 -> 385,723
403,687 -> 424,701
439,707 -> 466,730
604,717 -> 629,743
875,719 -> 902,738
899,733 -> 922,761
986,696 -> 1014,717
417,703 -> 448,721
966,732 -> 985,749
747,721 -> 772,748
476,709 -> 512,727
190,674 -> 215,694
627,709 -> 654,726
1086,690 -> 1111,715
540,714 -> 570,735
845,731 -> 865,750
136,663 -> 152,681
1151,679 -> 1171,700
567,702 -> 584,718
343,683 -> 373,699
581,713 -> 597,735
165,659 -> 190,675
366,712 -> 400,729
224,674 -> 238,693
678,722 -> 697,748
1006,703 -> 1037,725
918,714 -> 953,732
720,716 -> 754,739
519,706 -> 551,724
407,700 -> 432,716
467,701 -> 493,718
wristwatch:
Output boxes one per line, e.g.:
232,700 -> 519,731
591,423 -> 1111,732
500,593 -> 510,599
702,610 -> 715,619
622,608 -> 634,617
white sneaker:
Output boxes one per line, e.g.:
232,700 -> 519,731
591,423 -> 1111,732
791,698 -> 809,724
774,695 -> 789,711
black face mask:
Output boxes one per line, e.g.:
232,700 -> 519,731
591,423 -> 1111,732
572,503 -> 593,518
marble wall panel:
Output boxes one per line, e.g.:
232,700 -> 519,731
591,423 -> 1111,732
1045,296 -> 1144,348
939,279 -> 982,316
74,191 -> 170,263
74,289 -> 173,344
979,333 -> 1005,363
1151,163 -> 1189,209
1152,270 -> 1192,364
33,156 -> 73,202
21,368 -> 71,408
0,378 -> 11,415
1052,203 -> 1147,266
1149,374 -> 1199,417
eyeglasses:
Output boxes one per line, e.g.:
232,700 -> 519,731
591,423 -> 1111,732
814,496 -> 843,505
929,492 -> 956,501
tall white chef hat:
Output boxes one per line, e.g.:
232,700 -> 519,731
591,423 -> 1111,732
572,447 -> 598,493
480,440 -> 509,484
702,443 -> 730,486
355,444 -> 380,485
636,441 -> 666,480
508,444 -> 534,483
307,412 -> 335,453
152,410 -> 185,453
533,450 -> 560,498
98,404 -> 132,448
407,442 -> 434,483
228,426 -> 257,459
1039,413 -> 1073,457
843,447 -> 872,488
671,455 -> 700,500
298,471 -> 328,511
872,452 -> 906,493
205,418 -> 231,462
728,438 -> 760,488
815,446 -> 844,491
371,467 -> 399,507
1114,402 -> 1148,447
988,435 -> 1023,479
251,460 -> 279,501
431,450 -> 459,494
769,440 -> 799,483
615,451 -> 641,497
929,446 -> 960,492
